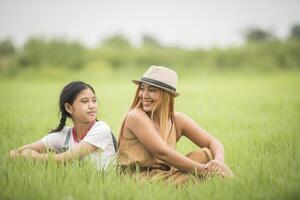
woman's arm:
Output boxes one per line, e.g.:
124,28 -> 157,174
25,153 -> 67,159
175,112 -> 233,177
175,112 -> 224,162
124,109 -> 207,175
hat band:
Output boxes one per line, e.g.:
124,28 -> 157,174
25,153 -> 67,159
141,77 -> 176,91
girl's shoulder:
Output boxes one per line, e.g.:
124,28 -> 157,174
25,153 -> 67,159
93,121 -> 110,128
46,126 -> 70,137
41,126 -> 70,148
89,121 -> 111,134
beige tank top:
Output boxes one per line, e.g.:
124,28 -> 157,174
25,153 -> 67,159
117,117 -> 177,170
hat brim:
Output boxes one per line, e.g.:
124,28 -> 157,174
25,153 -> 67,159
132,79 -> 180,97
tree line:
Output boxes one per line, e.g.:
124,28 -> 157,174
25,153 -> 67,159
0,25 -> 300,76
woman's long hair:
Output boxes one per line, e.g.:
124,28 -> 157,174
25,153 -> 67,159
118,84 -> 174,145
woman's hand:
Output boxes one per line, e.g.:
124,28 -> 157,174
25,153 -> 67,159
204,159 -> 234,178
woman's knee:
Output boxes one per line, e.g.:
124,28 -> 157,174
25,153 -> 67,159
186,148 -> 213,164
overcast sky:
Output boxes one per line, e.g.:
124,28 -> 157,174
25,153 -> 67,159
0,0 -> 300,48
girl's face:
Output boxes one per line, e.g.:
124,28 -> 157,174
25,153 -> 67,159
66,88 -> 98,124
138,83 -> 161,112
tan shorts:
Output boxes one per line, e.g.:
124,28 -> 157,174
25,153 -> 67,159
130,148 -> 214,186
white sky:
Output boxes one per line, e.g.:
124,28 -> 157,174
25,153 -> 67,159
0,0 -> 300,48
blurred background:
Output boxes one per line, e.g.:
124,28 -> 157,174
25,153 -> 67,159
0,0 -> 300,79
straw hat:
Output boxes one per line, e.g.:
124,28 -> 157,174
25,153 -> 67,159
132,65 -> 180,97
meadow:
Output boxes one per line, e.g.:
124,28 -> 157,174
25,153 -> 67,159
0,69 -> 299,200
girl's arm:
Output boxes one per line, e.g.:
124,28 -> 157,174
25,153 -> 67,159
53,141 -> 98,163
124,108 -> 207,175
174,112 -> 225,162
10,140 -> 48,156
18,141 -> 98,163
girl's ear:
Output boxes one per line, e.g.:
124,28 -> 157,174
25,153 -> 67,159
64,103 -> 73,115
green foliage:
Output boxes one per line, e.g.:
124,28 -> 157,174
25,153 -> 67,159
289,24 -> 300,39
101,34 -> 132,49
0,39 -> 17,75
18,37 -> 85,69
1,26 -> 300,78
0,39 -> 15,55
243,27 -> 275,42
142,34 -> 162,48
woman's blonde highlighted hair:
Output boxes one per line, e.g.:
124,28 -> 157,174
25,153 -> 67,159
118,84 -> 175,145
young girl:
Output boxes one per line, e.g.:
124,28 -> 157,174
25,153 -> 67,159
10,81 -> 116,169
117,65 -> 233,185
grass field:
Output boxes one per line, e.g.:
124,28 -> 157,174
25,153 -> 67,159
0,70 -> 299,200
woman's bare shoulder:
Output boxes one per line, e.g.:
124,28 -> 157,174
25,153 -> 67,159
173,112 -> 186,131
125,108 -> 150,126
127,108 -> 147,119
173,111 -> 190,122
173,112 -> 195,130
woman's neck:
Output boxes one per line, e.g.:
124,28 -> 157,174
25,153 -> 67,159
146,110 -> 160,121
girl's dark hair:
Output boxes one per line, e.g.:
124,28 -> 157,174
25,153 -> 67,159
50,81 -> 95,133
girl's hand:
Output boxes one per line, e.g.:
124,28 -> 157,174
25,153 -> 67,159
204,160 -> 234,178
9,149 -> 43,160
9,150 -> 19,158
20,149 -> 40,158
9,148 -> 49,161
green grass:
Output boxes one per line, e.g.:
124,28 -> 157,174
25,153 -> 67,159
0,70 -> 299,200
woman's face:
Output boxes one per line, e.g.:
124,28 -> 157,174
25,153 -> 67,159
66,88 -> 98,124
138,83 -> 161,112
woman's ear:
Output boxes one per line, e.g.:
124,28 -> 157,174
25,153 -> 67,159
64,103 -> 73,115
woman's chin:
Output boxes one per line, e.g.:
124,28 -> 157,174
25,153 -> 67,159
142,106 -> 152,112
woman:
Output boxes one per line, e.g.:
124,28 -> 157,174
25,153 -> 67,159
10,81 -> 116,169
117,65 -> 233,185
